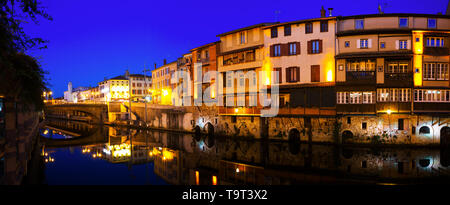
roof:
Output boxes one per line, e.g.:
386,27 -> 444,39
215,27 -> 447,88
129,74 -> 152,77
109,75 -> 128,80
190,41 -> 221,52
263,16 -> 336,29
217,22 -> 278,37
336,13 -> 450,20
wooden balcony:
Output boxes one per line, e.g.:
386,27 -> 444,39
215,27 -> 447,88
383,73 -> 413,87
345,71 -> 376,85
218,106 -> 336,116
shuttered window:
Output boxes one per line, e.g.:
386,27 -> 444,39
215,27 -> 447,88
311,65 -> 320,82
286,67 -> 300,82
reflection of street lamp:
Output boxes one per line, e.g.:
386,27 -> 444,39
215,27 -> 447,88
387,109 -> 392,131
143,66 -> 151,127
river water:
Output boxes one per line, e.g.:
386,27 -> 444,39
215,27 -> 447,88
35,119 -> 450,185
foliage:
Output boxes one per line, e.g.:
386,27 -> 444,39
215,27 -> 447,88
367,132 -> 398,144
0,0 -> 51,111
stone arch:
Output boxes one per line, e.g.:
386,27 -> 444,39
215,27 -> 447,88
342,130 -> 353,143
440,126 -> 450,147
288,128 -> 301,155
206,122 -> 214,136
419,126 -> 431,135
193,125 -> 201,141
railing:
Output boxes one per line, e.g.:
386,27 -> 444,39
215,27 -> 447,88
345,71 -> 376,84
384,73 -> 413,81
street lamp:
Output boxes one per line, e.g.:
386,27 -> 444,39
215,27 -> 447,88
143,66 -> 151,127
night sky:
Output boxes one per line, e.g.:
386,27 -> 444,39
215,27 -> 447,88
22,0 -> 448,98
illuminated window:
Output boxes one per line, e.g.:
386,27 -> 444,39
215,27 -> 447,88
423,63 -> 449,80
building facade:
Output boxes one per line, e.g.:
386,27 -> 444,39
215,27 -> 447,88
335,14 -> 450,145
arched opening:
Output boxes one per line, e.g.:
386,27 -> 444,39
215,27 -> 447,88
342,148 -> 353,159
205,123 -> 215,148
193,126 -> 201,141
342,130 -> 353,143
419,126 -> 430,135
419,159 -> 430,168
288,129 -> 301,155
440,126 -> 450,147
206,123 -> 214,136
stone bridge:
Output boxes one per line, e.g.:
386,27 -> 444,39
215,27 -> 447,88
45,103 -> 108,124
41,120 -> 109,148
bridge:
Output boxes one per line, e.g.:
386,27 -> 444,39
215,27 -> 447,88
44,103 -> 109,124
41,120 -> 109,148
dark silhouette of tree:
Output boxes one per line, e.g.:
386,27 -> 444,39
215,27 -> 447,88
0,0 -> 52,110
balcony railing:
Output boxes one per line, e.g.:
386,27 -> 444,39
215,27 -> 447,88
345,71 -> 376,84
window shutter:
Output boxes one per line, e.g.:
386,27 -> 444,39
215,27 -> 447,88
319,40 -> 323,53
270,45 -> 274,57
286,67 -> 291,82
281,44 -> 288,56
307,41 -> 312,54
368,39 -> 372,48
279,68 -> 283,83
407,40 -> 411,49
311,65 -> 320,82
356,40 -> 361,48
395,40 -> 399,49
296,42 -> 300,54
296,67 -> 300,82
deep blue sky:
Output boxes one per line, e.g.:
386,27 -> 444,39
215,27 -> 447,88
23,0 -> 448,98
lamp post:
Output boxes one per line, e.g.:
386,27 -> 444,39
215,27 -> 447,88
387,109 -> 392,131
143,66 -> 151,127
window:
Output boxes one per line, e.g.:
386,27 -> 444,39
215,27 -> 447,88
428,18 -> 437,29
284,25 -> 291,36
426,37 -> 444,47
286,67 -> 300,82
320,20 -> 328,32
355,19 -> 364,29
271,27 -> 278,38
387,62 -> 409,73
345,41 -> 350,47
311,65 -> 320,82
399,40 -> 408,49
380,42 -> 385,49
273,44 -> 281,57
362,122 -> 367,130
288,42 -> 298,55
338,91 -> 375,104
398,119 -> 404,130
347,60 -> 376,71
399,17 -> 408,27
274,67 -> 282,83
240,32 -> 246,44
205,50 -> 209,58
347,117 -> 351,124
423,63 -> 449,80
305,23 -> 313,34
414,89 -> 450,102
360,39 -> 368,48
309,40 -> 321,54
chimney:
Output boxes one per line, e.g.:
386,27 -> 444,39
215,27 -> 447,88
320,6 -> 326,18
163,59 -> 167,65
125,69 -> 130,79
154,63 -> 157,69
328,8 -> 333,17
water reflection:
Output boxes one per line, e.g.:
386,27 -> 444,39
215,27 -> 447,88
38,119 -> 450,185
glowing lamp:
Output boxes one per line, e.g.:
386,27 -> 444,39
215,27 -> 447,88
387,109 -> 392,115
235,167 -> 240,173
234,108 -> 239,113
